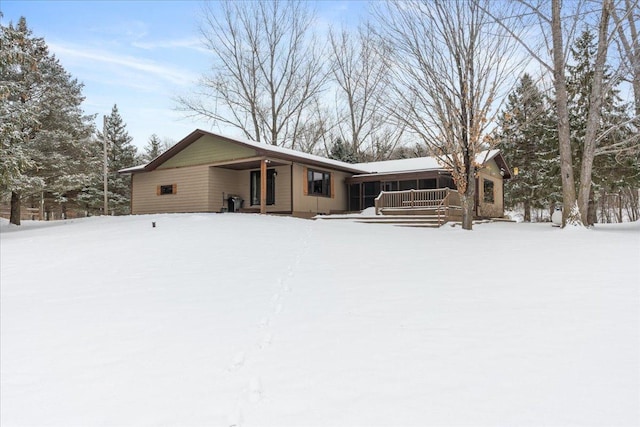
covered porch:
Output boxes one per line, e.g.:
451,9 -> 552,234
346,170 -> 457,211
210,157 -> 293,214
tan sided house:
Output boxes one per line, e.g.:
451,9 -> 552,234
120,129 -> 511,220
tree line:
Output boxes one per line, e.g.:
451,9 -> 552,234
2,0 -> 639,229
1,18 -> 171,224
178,0 -> 639,229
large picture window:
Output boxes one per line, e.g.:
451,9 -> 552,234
307,169 -> 331,197
250,169 -> 276,205
483,179 -> 495,203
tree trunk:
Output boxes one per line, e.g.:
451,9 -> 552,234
587,190 -> 597,226
578,1 -> 611,225
461,169 -> 476,230
523,199 -> 531,222
10,191 -> 21,226
551,0 -> 580,227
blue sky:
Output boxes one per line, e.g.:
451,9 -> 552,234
1,1 -> 369,151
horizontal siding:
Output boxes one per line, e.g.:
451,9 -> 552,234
240,165 -> 292,212
292,163 -> 349,215
131,165 -> 210,214
477,159 -> 504,217
210,167 -> 243,212
158,134 -> 257,170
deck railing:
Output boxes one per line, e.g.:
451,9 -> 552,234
374,188 -> 460,222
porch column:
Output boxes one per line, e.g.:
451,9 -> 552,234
260,158 -> 267,214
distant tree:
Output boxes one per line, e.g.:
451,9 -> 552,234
328,138 -> 358,163
142,133 -> 162,162
329,24 -> 402,159
81,105 -> 137,215
178,0 -> 327,148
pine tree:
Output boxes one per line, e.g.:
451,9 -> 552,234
328,138 -> 358,163
28,52 -> 96,218
142,134 -> 162,163
82,105 -> 138,215
1,17 -> 96,224
497,74 -> 559,221
104,105 -> 137,214
566,30 -> 640,223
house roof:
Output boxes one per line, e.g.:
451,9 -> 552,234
120,129 -> 369,174
119,129 -> 510,178
352,149 -> 511,178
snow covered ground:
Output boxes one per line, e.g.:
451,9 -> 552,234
1,214 -> 638,426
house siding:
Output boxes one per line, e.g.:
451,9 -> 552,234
292,163 -> 350,216
131,165 -> 210,214
210,165 -> 292,213
158,134 -> 257,170
477,160 -> 505,218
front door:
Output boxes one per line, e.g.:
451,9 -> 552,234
250,169 -> 276,206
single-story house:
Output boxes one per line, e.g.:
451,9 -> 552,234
120,129 -> 511,219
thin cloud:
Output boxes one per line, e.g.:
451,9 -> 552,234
49,42 -> 199,86
132,37 -> 210,54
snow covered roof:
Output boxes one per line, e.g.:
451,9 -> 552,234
118,164 -> 148,173
119,129 -> 369,174
118,129 -> 509,178
353,149 -> 502,175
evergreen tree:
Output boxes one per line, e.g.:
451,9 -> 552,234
28,52 -> 96,218
566,30 -> 640,223
104,104 -> 137,214
142,133 -> 162,163
497,74 -> 559,221
82,105 -> 137,215
328,138 -> 358,163
1,17 -> 95,224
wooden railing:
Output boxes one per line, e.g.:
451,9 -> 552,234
374,188 -> 460,223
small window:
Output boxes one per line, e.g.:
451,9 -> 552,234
307,169 -> 331,197
158,184 -> 176,195
483,179 -> 494,203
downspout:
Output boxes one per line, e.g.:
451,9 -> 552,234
290,163 -> 294,215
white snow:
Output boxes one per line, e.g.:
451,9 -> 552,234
1,214 -> 639,426
353,149 -> 501,174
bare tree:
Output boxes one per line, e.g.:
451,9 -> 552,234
484,0 -> 637,227
611,0 -> 640,116
374,0 -> 523,230
177,0 -> 327,148
329,24 -> 401,160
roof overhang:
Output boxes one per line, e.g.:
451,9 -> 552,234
119,129 -> 368,175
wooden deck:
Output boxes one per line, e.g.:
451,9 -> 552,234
374,188 -> 461,226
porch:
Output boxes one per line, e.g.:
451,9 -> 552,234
374,188 -> 462,225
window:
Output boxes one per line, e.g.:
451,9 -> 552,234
483,179 -> 494,203
382,181 -> 398,191
158,184 -> 176,195
399,180 -> 417,190
250,169 -> 276,205
418,179 -> 437,190
307,169 -> 331,197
